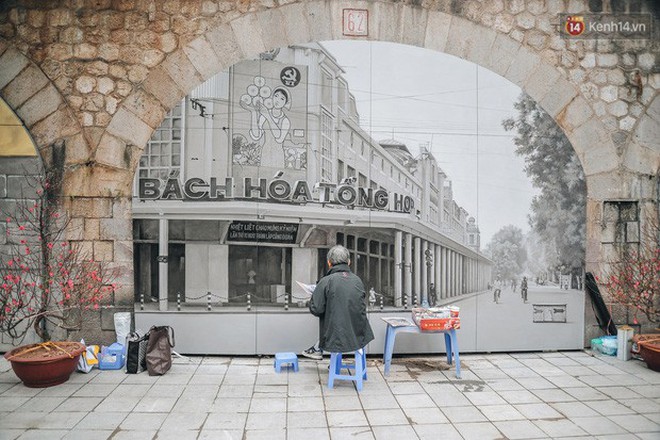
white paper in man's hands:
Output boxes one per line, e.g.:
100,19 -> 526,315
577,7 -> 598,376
296,281 -> 316,297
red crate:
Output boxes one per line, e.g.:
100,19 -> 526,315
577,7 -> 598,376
417,317 -> 460,331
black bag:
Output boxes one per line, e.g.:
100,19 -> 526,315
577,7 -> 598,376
125,331 -> 149,374
146,326 -> 175,376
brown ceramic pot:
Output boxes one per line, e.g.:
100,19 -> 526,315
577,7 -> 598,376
4,341 -> 85,388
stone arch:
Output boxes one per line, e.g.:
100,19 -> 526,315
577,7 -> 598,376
0,45 -> 82,169
102,1 -> 620,193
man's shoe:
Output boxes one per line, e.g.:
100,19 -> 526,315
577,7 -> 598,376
301,346 -> 323,360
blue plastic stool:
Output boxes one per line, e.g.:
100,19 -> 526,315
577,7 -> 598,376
274,352 -> 299,373
328,348 -> 367,391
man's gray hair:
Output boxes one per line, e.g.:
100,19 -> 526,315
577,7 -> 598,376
327,245 -> 350,265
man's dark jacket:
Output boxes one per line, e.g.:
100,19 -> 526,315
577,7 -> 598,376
309,263 -> 375,353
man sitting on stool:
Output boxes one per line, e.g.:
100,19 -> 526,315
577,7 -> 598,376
307,245 -> 374,362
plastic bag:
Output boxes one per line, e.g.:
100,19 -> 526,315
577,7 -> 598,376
77,339 -> 99,373
600,335 -> 617,356
114,312 -> 131,345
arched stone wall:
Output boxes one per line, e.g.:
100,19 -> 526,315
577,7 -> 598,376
0,0 -> 658,342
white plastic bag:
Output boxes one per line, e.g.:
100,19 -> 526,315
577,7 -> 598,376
114,312 -> 131,345
77,339 -> 99,373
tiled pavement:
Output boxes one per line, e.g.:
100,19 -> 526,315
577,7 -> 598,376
0,350 -> 658,440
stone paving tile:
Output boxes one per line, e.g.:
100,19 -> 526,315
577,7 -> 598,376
414,423 -> 462,440
371,424 -> 418,440
498,389 -> 543,404
358,392 -> 399,410
513,402 -> 563,419
1,352 -> 658,439
326,410 -> 369,428
533,418 -> 589,437
61,429 -> 114,440
286,410 -> 328,428
494,420 -> 548,439
441,405 -> 488,423
287,396 -> 324,412
401,406 -> 448,424
328,426 -> 374,440
478,404 -> 526,421
286,427 -> 330,440
153,430 -> 199,440
571,415 -> 629,436
550,401 -> 601,418
609,414 -> 660,433
204,411 -> 248,430
454,421 -> 507,440
159,412 -> 207,431
531,387 -> 576,403
364,408 -> 408,426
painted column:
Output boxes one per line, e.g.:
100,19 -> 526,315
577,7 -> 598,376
421,240 -> 428,306
442,247 -> 448,299
404,233 -> 412,304
413,237 -> 421,305
394,231 -> 403,306
434,244 -> 441,303
158,217 -> 168,311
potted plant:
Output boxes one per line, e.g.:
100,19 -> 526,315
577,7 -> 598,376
1,168 -> 116,387
599,217 -> 659,370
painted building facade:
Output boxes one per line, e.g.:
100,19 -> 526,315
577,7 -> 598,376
131,44 -> 492,311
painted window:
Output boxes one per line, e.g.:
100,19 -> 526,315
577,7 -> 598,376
320,110 -> 333,182
138,102 -> 184,181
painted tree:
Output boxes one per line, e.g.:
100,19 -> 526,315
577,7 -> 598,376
0,168 -> 116,343
485,225 -> 527,281
502,93 -> 586,273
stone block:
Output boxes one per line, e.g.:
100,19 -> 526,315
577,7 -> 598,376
539,76 -> 577,118
100,217 -> 132,240
95,134 -> 128,169
524,64 -> 561,103
424,10 -> 452,54
0,176 -> 5,198
400,4 -> 429,47
70,197 -> 113,218
112,197 -> 132,219
278,2 -> 310,46
562,96 -> 594,131
94,240 -> 114,261
372,1 -> 402,43
161,50 -> 204,96
66,217 -> 84,241
231,12 -> 266,59
633,113 -> 660,157
114,240 -> 133,263
257,8 -> 290,51
16,83 -> 62,128
0,156 -> 41,175
505,47 -> 541,88
114,284 -> 135,307
581,145 -> 620,178
182,36 -> 222,84
206,23 -> 244,71
122,89 -> 165,130
0,48 -> 29,90
83,218 -> 100,241
106,107 -> 153,149
304,0 -> 333,43
142,68 -> 185,111
6,175 -> 38,199
30,107 -> 80,149
483,33 -> 521,78
2,63 -> 49,109
623,142 -> 660,176
63,133 -> 90,166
